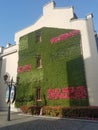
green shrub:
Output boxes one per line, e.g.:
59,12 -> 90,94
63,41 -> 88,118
42,106 -> 63,117
42,106 -> 98,120
62,106 -> 98,119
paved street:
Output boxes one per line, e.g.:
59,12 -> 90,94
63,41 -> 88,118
0,111 -> 98,130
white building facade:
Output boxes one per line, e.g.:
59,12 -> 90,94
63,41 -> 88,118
0,1 -> 98,111
0,44 -> 18,110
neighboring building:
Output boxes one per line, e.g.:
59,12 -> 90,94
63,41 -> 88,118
0,44 -> 18,110
0,1 -> 98,111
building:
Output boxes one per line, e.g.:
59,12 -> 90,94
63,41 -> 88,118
0,44 -> 18,110
0,1 -> 98,111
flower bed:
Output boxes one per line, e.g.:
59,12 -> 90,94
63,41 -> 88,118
42,106 -> 63,117
62,106 -> 98,119
42,106 -> 98,120
20,105 -> 41,115
20,105 -> 30,113
20,105 -> 98,120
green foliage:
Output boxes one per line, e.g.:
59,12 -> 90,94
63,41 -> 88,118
42,106 -> 63,117
42,106 -> 98,119
62,106 -> 98,119
15,27 -> 88,107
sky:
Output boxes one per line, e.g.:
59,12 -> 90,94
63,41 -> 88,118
0,0 -> 98,47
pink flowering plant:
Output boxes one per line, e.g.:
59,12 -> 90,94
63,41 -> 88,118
50,30 -> 80,44
17,64 -> 32,73
47,86 -> 87,100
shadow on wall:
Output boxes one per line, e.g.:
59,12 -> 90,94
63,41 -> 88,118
0,58 -> 8,110
66,56 -> 89,106
0,59 -> 2,78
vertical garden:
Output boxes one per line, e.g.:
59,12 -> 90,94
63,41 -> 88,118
15,27 -> 89,108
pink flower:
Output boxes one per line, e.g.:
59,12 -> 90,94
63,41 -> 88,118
17,64 -> 32,73
47,86 -> 87,100
50,30 -> 80,44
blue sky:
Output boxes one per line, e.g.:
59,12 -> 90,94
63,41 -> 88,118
0,0 -> 98,47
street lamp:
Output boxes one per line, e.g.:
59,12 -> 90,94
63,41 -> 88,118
3,74 -> 16,121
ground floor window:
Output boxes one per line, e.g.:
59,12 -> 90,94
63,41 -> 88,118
36,87 -> 41,101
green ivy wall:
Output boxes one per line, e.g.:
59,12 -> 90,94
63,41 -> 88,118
15,27 -> 89,107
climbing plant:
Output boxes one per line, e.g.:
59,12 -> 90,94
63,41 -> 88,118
15,27 -> 88,108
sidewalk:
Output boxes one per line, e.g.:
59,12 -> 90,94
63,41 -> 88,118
0,111 -> 98,130
0,111 -> 36,127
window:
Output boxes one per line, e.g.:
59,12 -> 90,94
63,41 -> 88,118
36,87 -> 41,101
36,55 -> 42,69
36,32 -> 42,43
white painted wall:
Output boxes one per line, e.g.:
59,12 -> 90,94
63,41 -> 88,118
0,45 -> 18,110
15,1 -> 74,44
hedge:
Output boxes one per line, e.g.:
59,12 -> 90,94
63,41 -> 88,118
42,106 -> 98,119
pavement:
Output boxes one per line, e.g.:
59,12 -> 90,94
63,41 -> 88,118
0,111 -> 98,130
